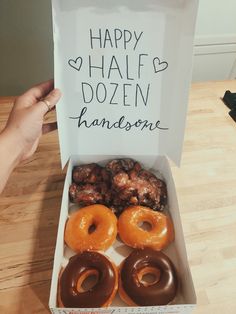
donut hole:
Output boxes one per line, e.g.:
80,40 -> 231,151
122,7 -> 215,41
88,223 -> 96,234
76,269 -> 99,292
138,267 -> 161,287
138,220 -> 152,232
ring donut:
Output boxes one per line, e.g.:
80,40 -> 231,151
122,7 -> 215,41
118,206 -> 174,250
119,248 -> 178,306
65,204 -> 117,252
58,251 -> 118,308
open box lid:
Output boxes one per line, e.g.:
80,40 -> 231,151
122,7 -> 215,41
52,0 -> 199,168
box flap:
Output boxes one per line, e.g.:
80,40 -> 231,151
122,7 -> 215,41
52,0 -> 198,168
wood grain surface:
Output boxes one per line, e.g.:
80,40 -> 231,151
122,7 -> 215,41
0,80 -> 236,314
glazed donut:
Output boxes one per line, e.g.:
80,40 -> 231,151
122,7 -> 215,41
119,248 -> 178,306
118,206 -> 174,250
65,204 -> 117,252
58,251 -> 118,308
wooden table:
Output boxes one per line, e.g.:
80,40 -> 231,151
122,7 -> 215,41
0,80 -> 236,314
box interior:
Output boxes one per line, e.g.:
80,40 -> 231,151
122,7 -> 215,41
50,0 -> 199,312
49,155 -> 196,311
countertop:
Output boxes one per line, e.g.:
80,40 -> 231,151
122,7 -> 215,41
0,80 -> 236,314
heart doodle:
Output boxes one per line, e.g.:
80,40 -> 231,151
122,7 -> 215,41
68,57 -> 83,71
153,57 -> 168,73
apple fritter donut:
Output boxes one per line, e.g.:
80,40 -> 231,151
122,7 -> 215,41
106,159 -> 167,213
69,164 -> 111,206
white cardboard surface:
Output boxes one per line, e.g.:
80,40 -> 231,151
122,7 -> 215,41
49,155 -> 196,314
52,0 -> 199,168
50,1 -> 198,312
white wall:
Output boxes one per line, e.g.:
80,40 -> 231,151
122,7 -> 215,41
0,0 -> 53,96
192,0 -> 236,82
0,1 -> 235,95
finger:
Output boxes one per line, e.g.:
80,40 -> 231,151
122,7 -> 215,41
42,122 -> 58,134
19,80 -> 55,107
38,88 -> 62,116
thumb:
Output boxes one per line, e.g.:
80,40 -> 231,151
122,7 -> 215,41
37,88 -> 62,115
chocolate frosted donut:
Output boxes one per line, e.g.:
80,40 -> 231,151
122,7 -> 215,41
59,251 -> 118,308
119,248 -> 178,306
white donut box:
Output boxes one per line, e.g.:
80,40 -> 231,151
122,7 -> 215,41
49,1 -> 198,313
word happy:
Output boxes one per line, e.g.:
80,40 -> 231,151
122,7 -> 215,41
89,28 -> 143,50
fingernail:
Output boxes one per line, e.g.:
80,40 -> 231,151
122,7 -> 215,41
51,88 -> 62,97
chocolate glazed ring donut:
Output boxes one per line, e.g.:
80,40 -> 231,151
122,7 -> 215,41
119,248 -> 178,306
59,251 -> 118,308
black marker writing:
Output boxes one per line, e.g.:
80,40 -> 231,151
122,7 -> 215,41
109,83 -> 119,105
104,29 -> 113,48
126,55 -> 134,81
123,83 -> 132,106
89,28 -> 102,49
96,82 -> 107,103
89,28 -> 143,50
108,56 -> 123,79
81,82 -> 150,107
138,54 -> 148,79
69,107 -> 169,132
134,31 -> 143,50
135,83 -> 150,107
68,28 -> 170,125
89,55 -> 104,78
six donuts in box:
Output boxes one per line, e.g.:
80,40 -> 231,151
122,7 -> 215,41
49,0 -> 198,313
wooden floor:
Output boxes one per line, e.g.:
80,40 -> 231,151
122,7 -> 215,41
0,80 -> 236,313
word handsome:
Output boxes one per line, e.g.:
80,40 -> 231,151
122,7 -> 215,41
89,28 -> 143,50
69,107 -> 169,132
